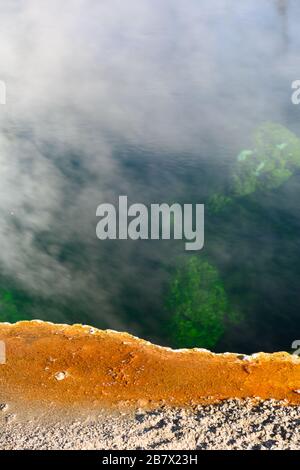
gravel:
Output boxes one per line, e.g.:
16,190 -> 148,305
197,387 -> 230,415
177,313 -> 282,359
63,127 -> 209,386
1,399 -> 300,450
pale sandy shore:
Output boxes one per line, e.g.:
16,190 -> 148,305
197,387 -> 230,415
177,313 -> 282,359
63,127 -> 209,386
1,399 -> 300,450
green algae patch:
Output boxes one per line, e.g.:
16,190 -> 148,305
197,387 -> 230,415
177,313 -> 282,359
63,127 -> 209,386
166,257 -> 240,350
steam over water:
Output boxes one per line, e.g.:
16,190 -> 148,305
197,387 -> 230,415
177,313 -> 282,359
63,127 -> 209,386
0,0 -> 300,353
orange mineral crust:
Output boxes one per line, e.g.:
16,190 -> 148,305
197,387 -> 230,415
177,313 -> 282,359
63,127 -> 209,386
0,321 -> 300,408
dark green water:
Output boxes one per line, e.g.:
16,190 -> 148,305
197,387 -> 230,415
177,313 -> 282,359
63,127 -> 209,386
1,0 -> 300,353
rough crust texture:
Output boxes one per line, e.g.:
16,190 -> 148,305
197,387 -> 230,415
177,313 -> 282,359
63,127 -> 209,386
0,321 -> 300,408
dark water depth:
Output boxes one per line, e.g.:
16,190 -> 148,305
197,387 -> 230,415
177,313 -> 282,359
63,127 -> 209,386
0,0 -> 300,353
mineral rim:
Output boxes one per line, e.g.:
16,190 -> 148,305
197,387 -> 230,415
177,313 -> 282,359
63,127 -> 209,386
0,321 -> 300,409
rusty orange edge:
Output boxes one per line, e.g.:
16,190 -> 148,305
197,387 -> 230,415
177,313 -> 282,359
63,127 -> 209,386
0,320 -> 300,408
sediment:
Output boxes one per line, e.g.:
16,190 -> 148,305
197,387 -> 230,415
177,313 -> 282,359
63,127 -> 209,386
0,320 -> 300,408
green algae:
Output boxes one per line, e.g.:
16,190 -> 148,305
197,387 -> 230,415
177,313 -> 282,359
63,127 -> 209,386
208,122 -> 300,214
231,122 -> 300,197
168,122 -> 300,350
166,256 -> 239,349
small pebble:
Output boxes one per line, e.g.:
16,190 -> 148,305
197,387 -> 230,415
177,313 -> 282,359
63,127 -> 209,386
55,372 -> 67,381
5,414 -> 16,424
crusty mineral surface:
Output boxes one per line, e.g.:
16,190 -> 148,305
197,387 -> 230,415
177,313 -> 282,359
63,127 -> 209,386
0,320 -> 300,409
